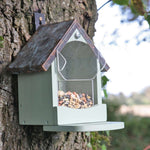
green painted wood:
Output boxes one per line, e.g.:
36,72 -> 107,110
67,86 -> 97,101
18,67 -> 56,125
67,29 -> 87,44
17,29 -> 112,130
43,121 -> 124,132
56,104 -> 107,125
51,60 -> 58,107
57,31 -> 101,105
54,30 -> 106,125
96,60 -> 102,104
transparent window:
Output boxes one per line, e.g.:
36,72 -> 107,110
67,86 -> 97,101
57,41 -> 99,109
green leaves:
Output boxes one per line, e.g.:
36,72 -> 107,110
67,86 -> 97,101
113,0 -> 129,5
102,75 -> 109,88
85,132 -> 90,137
145,14 -> 150,27
131,0 -> 146,15
113,0 -> 150,26
102,75 -> 109,98
86,142 -> 92,148
0,36 -> 4,48
101,144 -> 107,150
106,130 -> 110,137
0,36 -> 3,41
90,132 -> 111,150
103,89 -> 108,98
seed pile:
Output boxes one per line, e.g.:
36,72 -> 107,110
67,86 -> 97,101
58,91 -> 93,109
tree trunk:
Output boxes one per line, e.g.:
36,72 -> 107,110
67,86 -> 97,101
0,0 -> 97,149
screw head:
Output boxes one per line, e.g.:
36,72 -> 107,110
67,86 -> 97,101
75,32 -> 81,39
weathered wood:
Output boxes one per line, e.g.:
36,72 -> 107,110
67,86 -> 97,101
8,20 -> 109,74
8,20 -> 74,74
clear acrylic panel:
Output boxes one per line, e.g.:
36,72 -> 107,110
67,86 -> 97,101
57,41 -> 99,109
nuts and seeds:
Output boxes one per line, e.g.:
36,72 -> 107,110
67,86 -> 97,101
58,91 -> 93,109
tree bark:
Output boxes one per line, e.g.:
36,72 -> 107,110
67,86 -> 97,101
0,0 -> 97,149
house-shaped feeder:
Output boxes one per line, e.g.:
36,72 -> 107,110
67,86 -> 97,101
8,19 -> 124,132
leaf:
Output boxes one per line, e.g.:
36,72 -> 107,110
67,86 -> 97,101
0,42 -> 3,48
131,0 -> 146,15
0,36 -> 4,48
130,3 -> 139,14
106,131 -> 110,136
103,89 -> 108,98
93,146 -> 97,150
145,14 -> 150,27
85,132 -> 90,137
102,75 -> 109,88
0,36 -> 3,41
113,0 -> 129,5
101,144 -> 107,150
87,142 -> 92,148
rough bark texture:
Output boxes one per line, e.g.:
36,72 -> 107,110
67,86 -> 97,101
0,0 -> 97,149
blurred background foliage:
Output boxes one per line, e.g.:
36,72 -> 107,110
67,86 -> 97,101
114,0 -> 150,45
112,0 -> 150,23
90,0 -> 150,149
97,0 -> 150,45
90,86 -> 150,149
104,88 -> 150,150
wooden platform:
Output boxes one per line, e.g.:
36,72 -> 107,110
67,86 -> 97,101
43,121 -> 124,132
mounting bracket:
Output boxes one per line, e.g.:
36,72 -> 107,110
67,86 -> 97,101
34,12 -> 45,30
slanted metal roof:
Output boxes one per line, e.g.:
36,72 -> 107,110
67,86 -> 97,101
8,19 -> 109,74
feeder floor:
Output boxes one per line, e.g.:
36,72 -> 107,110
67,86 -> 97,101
43,121 -> 124,132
